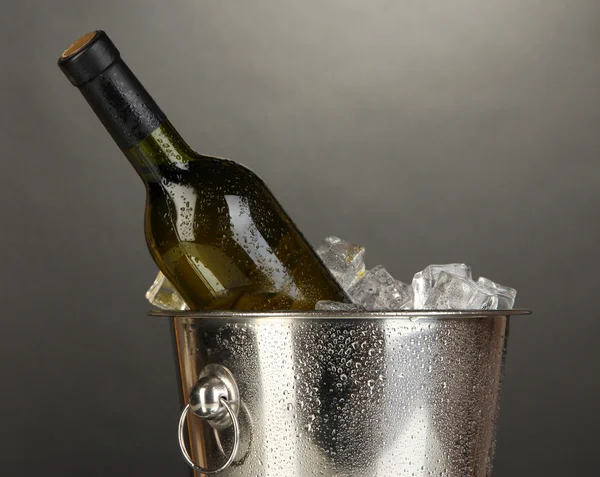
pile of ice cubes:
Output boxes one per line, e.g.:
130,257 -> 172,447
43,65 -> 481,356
146,236 -> 516,312
316,236 -> 516,311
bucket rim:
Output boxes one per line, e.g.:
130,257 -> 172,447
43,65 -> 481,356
149,308 -> 531,320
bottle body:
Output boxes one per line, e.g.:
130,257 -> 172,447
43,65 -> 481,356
130,122 -> 347,310
59,31 -> 349,310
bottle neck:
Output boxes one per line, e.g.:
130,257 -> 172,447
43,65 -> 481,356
78,58 -> 166,150
124,119 -> 196,183
76,57 -> 195,183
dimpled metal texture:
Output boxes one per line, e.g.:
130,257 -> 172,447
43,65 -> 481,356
170,311 -> 524,477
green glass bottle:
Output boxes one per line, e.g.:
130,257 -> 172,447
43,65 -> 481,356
58,31 -> 349,310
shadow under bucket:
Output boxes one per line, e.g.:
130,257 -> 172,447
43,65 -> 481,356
153,309 -> 530,477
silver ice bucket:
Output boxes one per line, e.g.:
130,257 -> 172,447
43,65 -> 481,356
155,309 -> 529,476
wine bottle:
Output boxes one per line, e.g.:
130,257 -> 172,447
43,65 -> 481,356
58,31 -> 349,310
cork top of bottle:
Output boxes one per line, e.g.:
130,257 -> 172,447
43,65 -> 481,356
61,31 -> 98,58
58,30 -> 120,87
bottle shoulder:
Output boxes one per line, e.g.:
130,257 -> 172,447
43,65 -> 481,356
152,152 -> 265,187
189,152 -> 260,176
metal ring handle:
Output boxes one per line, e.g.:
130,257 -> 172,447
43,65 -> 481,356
178,397 -> 240,475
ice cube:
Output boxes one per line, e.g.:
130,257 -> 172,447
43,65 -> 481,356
146,271 -> 189,310
315,300 -> 365,311
316,236 -> 366,290
477,276 -> 517,309
347,265 -> 413,311
412,263 -> 472,309
423,271 -> 497,310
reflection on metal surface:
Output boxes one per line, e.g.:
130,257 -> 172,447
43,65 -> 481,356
167,310 -> 528,476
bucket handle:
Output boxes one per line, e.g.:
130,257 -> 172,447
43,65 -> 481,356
178,399 -> 240,475
177,364 -> 241,475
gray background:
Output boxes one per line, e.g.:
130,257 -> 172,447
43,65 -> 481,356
1,0 -> 598,475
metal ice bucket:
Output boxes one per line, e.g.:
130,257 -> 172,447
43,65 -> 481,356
155,309 -> 529,476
